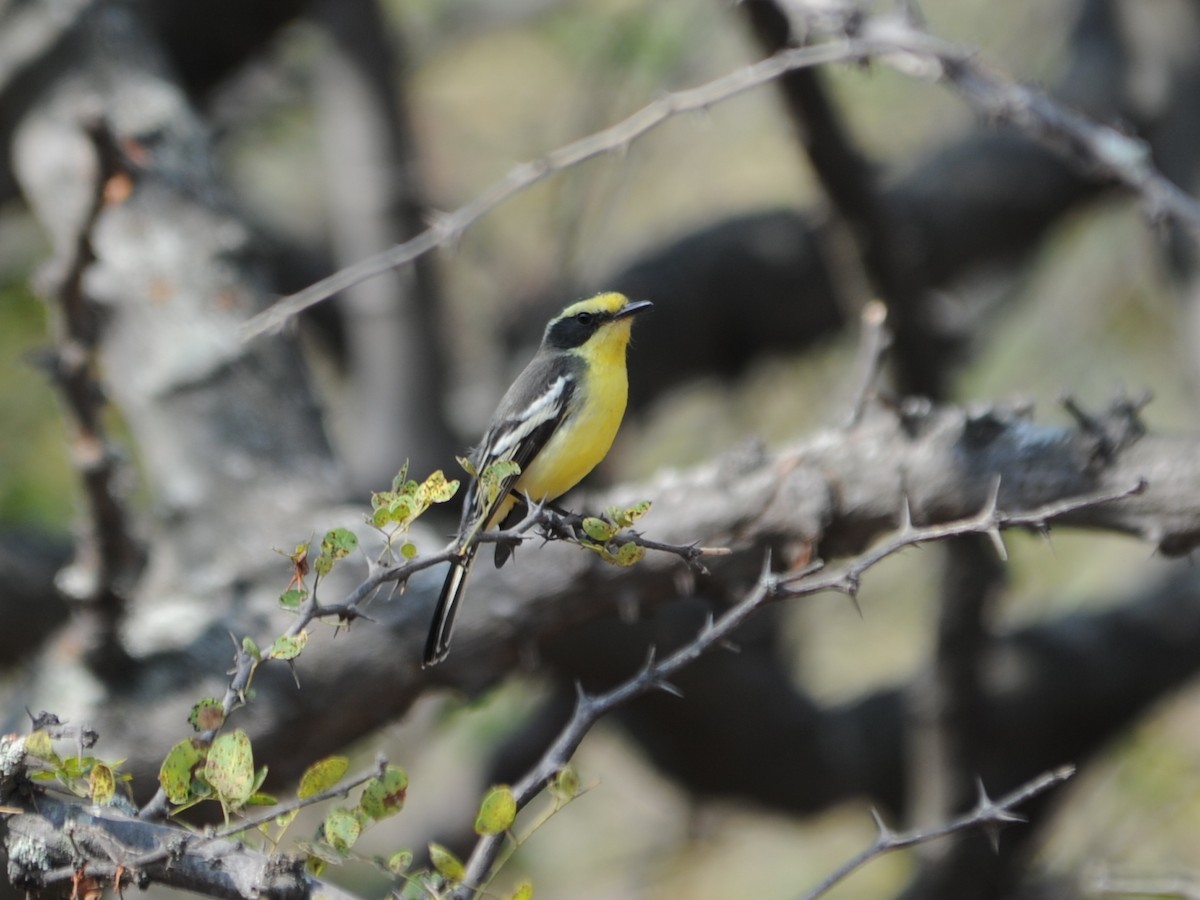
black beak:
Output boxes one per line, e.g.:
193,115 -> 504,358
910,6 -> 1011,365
616,299 -> 654,319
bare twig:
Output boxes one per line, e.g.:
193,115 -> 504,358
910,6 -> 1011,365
239,39 -> 871,340
844,300 -> 891,427
800,765 -> 1076,900
35,121 -> 143,678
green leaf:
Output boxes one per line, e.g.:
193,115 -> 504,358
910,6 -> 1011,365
205,729 -> 255,807
322,807 -> 361,854
268,631 -> 308,661
189,698 -> 225,733
399,873 -> 440,900
246,792 -> 278,806
428,843 -> 464,884
610,542 -> 645,567
159,738 -> 205,805
386,849 -> 413,874
359,765 -> 408,820
509,881 -> 534,900
582,517 -> 616,543
279,587 -> 307,608
387,495 -> 414,524
456,455 -> 477,477
89,762 -> 116,805
299,756 -> 350,799
242,636 -> 262,661
551,765 -> 579,803
315,527 -> 359,576
474,784 -> 517,836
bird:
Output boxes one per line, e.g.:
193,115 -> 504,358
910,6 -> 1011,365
424,292 -> 653,666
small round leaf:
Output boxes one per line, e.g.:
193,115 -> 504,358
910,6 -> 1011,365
474,784 -> 517,836
428,843 -> 464,884
299,755 -> 349,799
360,765 -> 408,820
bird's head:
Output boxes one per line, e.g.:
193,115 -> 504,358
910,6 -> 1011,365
542,292 -> 654,353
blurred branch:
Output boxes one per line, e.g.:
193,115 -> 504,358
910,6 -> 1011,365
313,0 -> 454,486
238,38 -> 866,339
242,7 -> 1200,341
742,0 -> 955,400
844,300 -> 891,427
1094,872 -> 1200,899
31,121 -> 143,679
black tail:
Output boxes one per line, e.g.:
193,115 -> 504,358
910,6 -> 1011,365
423,550 -> 475,666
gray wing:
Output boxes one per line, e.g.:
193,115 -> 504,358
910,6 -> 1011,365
456,353 -> 580,545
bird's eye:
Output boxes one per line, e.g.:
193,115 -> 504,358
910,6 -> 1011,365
575,312 -> 594,326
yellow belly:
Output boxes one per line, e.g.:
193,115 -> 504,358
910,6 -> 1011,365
488,312 -> 635,528
518,379 -> 627,501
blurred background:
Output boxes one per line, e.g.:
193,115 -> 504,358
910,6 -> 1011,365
4,0 -> 1200,897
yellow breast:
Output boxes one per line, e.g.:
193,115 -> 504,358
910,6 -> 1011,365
515,316 -> 633,502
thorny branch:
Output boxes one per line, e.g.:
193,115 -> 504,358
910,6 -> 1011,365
241,9 -> 1200,340
450,481 -> 1140,896
800,766 -> 1077,900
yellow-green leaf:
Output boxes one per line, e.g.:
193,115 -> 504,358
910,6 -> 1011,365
582,517 -> 615,543
418,470 -> 460,505
610,542 -> 645,567
386,849 -> 413,874
205,729 -> 255,806
24,730 -> 55,762
89,762 -> 115,805
456,455 -> 477,477
323,806 -> 361,854
509,881 -> 534,900
390,462 -> 410,491
299,756 -> 349,800
242,636 -> 262,660
400,542 -> 417,559
479,460 -> 520,504
474,784 -> 517,836
609,500 -> 652,528
159,738 -> 205,805
359,765 -> 408,820
429,843 -> 464,884
551,765 -> 579,802
189,698 -> 225,733
268,631 -> 308,661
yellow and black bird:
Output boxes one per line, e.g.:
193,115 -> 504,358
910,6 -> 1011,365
424,292 -> 652,666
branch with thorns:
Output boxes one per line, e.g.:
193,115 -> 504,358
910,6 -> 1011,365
800,765 -> 1077,900
449,479 -> 1142,896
